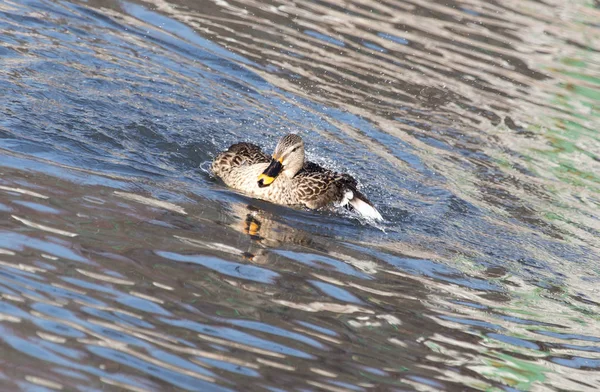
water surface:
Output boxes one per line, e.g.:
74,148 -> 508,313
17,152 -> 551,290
0,0 -> 599,390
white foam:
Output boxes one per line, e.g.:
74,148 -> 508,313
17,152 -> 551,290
350,198 -> 383,222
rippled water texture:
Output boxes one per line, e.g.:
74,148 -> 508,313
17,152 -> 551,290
0,0 -> 599,390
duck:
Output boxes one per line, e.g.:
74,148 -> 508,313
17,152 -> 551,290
211,134 -> 383,221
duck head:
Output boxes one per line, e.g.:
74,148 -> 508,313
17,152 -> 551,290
258,134 -> 305,188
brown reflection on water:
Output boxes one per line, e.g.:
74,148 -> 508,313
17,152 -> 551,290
114,0 -> 600,253
1,0 -> 600,389
0,162 -> 482,390
1,158 -> 600,389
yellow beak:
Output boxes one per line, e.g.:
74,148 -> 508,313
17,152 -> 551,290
257,173 -> 276,186
257,158 -> 283,188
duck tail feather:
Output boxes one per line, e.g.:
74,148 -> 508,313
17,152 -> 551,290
347,189 -> 383,222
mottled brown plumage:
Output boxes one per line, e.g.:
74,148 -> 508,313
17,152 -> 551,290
211,142 -> 270,176
211,134 -> 383,220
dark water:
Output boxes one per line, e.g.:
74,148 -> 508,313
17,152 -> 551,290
0,0 -> 599,390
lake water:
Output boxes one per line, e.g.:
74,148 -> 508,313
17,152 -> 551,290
0,0 -> 599,390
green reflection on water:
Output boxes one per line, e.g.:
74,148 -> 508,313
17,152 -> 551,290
524,50 -> 600,211
481,351 -> 547,390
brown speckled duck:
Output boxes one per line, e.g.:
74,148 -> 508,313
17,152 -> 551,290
211,134 -> 383,221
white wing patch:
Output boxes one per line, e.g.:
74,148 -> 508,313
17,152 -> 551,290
336,190 -> 354,207
349,197 -> 384,221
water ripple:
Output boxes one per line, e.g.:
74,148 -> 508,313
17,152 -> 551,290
0,0 -> 598,390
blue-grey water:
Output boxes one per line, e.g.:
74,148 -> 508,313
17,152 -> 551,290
0,0 -> 599,390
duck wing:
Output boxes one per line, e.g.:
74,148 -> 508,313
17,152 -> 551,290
294,162 -> 358,208
226,142 -> 271,165
212,142 -> 270,177
301,161 -> 335,174
296,161 -> 383,221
